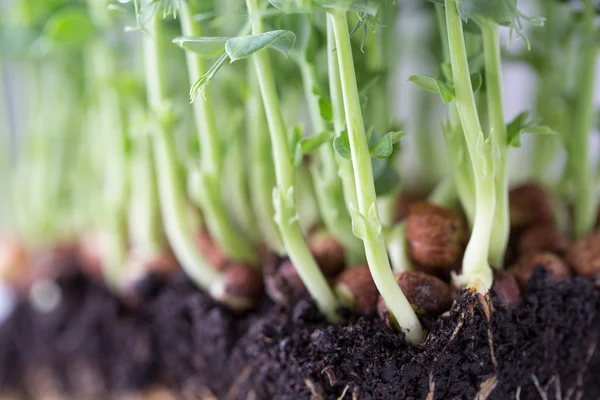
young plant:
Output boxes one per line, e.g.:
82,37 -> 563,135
243,0 -> 340,320
284,4 -> 364,262
130,1 -> 261,309
176,1 -> 258,265
323,1 -> 423,343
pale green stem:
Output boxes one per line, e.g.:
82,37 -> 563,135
365,22 -> 388,133
85,0 -> 130,286
330,11 -> 423,343
386,222 -> 412,274
571,0 -> 598,238
297,59 -> 363,260
226,122 -> 259,242
180,3 -> 257,264
530,0 -> 561,182
327,18 -> 359,215
436,4 -> 475,226
245,0 -> 339,321
445,0 -> 493,292
142,6 -> 222,290
247,72 -> 285,254
128,131 -> 163,255
480,21 -> 509,268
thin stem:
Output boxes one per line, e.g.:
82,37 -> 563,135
247,71 -> 285,254
327,18 -> 359,214
387,222 -> 412,274
480,21 -> 509,268
330,11 -> 423,343
245,0 -> 339,321
530,0 -> 561,182
445,0 -> 493,292
180,3 -> 257,264
142,6 -> 222,290
86,0 -> 129,288
297,59 -> 363,260
571,0 -> 598,238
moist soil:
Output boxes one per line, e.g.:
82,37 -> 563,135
0,263 -> 599,400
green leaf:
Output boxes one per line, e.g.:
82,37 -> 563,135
409,75 -> 455,103
470,73 -> 482,92
172,36 -> 229,58
293,131 -> 333,166
369,130 -> 405,159
43,9 -> 95,46
506,111 -> 557,148
409,74 -> 438,93
225,30 -> 296,62
333,131 -> 351,160
318,97 -> 333,121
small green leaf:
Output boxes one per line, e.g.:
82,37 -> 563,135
293,131 -> 333,166
43,9 -> 95,46
333,131 -> 351,160
470,73 -> 482,93
225,30 -> 296,62
318,97 -> 333,121
172,36 -> 229,58
506,111 -> 557,148
370,133 -> 392,159
369,130 -> 405,159
409,74 -> 455,103
409,75 -> 439,93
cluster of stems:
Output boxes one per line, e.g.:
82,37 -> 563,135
0,0 -> 598,346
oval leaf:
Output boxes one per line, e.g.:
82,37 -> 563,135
225,30 -> 296,62
173,36 -> 229,58
333,131 -> 351,160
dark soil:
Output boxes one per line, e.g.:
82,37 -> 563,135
0,267 -> 599,400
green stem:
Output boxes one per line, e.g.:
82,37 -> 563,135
571,0 -> 598,238
297,59 -> 363,261
142,6 -> 222,290
85,0 -> 130,286
327,18 -> 359,215
530,0 -> 561,182
386,222 -> 412,274
445,0 -> 493,292
128,129 -> 163,255
329,11 -> 422,343
245,0 -> 339,321
247,71 -> 285,254
226,120 -> 259,242
180,3 -> 257,264
436,4 -> 475,226
480,21 -> 509,268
